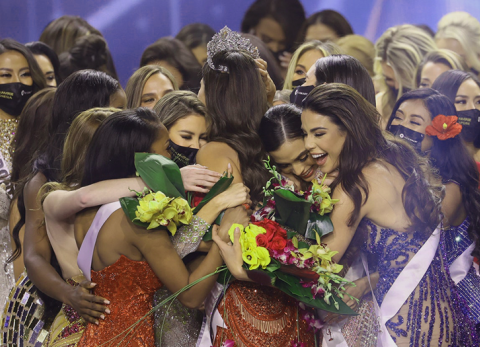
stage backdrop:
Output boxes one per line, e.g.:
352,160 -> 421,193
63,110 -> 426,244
1,0 -> 479,86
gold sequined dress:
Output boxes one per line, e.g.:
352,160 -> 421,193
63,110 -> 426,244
0,118 -> 17,312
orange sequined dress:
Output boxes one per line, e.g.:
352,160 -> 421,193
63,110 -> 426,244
77,255 -> 162,347
213,281 -> 315,347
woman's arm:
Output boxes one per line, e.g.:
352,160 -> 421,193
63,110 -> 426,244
441,182 -> 465,228
23,173 -> 109,324
134,206 -> 249,308
196,142 -> 243,184
43,177 -> 147,222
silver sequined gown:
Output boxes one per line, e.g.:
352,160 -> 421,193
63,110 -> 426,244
361,218 -> 478,346
0,119 -> 17,312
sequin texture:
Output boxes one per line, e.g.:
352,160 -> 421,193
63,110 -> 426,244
361,218 -> 478,346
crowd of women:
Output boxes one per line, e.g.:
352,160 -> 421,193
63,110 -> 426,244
1,0 -> 480,346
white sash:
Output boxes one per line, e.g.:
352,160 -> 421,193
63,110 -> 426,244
363,227 -> 440,347
449,242 -> 475,284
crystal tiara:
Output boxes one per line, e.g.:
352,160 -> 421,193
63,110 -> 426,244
206,26 -> 260,73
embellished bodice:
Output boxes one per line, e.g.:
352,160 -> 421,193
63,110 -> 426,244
0,118 -> 18,170
442,218 -> 480,323
77,255 -> 162,346
360,218 -> 478,346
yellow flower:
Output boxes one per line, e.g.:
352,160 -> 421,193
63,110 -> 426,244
171,198 -> 193,225
249,246 -> 271,270
228,223 -> 271,270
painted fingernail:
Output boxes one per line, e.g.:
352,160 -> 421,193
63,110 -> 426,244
95,320 -> 99,325
91,283 -> 97,286
105,308 -> 111,314
104,300 -> 110,304
100,314 -> 105,320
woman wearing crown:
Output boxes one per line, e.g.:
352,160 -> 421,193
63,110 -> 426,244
195,27 -> 316,347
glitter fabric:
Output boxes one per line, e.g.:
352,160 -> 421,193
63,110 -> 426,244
443,218 -> 480,324
212,281 -> 316,347
340,296 -> 379,347
77,255 -> 162,347
361,218 -> 479,346
154,215 -> 210,346
0,118 -> 17,170
207,26 -> 260,73
0,270 -> 50,347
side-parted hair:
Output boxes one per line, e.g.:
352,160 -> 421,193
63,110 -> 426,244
0,38 -> 47,93
283,40 -> 342,90
303,83 -> 443,233
82,108 -> 163,186
387,88 -> 480,258
153,90 -> 208,130
431,69 -> 480,103
241,0 -> 306,53
140,37 -> 202,91
436,11 -> 480,74
25,41 -> 61,85
313,54 -> 376,106
259,104 -> 303,152
125,65 -> 178,109
337,35 -> 375,77
415,49 -> 469,88
203,49 -> 270,203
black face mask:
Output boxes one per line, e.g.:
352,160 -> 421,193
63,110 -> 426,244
0,83 -> 33,116
389,124 -> 425,153
457,109 -> 480,142
292,77 -> 306,87
169,140 -> 199,168
290,84 -> 315,108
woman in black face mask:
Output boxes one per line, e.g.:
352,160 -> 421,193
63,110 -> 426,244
432,69 -> 480,164
386,88 -> 480,328
153,90 -> 222,193
0,39 -> 46,169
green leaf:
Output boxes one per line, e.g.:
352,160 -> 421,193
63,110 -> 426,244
193,176 -> 234,214
120,197 -> 158,229
265,259 -> 281,272
305,213 -> 334,240
274,190 -> 312,235
134,153 -> 185,199
201,211 -> 224,241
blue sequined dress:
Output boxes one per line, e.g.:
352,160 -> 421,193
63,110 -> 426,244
361,218 -> 478,346
443,218 -> 480,324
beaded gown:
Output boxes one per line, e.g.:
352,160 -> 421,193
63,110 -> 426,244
361,218 -> 478,346
443,218 -> 480,325
0,119 -> 17,312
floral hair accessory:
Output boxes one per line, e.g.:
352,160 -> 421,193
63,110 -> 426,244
425,115 -> 462,140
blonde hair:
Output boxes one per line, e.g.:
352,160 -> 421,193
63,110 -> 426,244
415,49 -> 469,88
125,65 -> 179,108
337,35 -> 375,76
40,107 -> 120,205
375,24 -> 436,117
436,11 -> 480,74
283,40 -> 342,90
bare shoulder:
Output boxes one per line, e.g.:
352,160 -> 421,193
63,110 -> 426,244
362,160 -> 404,188
196,141 -> 241,176
444,182 -> 462,204
197,141 -> 238,161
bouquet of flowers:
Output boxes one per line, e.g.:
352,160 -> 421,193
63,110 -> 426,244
254,157 -> 339,240
227,218 -> 357,314
120,153 -> 194,234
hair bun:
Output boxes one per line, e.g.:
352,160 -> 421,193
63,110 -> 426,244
69,34 -> 107,69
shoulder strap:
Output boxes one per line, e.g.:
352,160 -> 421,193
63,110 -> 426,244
77,201 -> 122,281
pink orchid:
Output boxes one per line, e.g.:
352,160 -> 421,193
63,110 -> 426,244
217,339 -> 235,347
291,338 -> 306,347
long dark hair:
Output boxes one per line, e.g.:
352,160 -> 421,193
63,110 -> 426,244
0,38 -> 47,93
241,0 -> 306,52
259,104 -> 303,152
7,88 -> 56,263
140,37 -> 202,91
82,108 -> 162,186
387,88 -> 480,257
25,41 -> 61,85
40,70 -> 121,183
303,83 -> 443,233
203,50 -> 270,203
176,23 -> 215,51
314,54 -> 376,106
299,9 -> 354,42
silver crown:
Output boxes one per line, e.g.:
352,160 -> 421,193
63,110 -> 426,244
207,26 -> 260,73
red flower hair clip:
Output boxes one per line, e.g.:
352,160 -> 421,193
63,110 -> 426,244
425,115 -> 462,140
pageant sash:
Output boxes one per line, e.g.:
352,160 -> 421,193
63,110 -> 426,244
450,242 -> 475,284
363,227 -> 440,347
196,282 -> 227,347
0,151 -> 9,179
77,202 -> 121,281
321,256 -> 365,347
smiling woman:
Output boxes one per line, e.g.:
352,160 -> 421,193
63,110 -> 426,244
125,65 -> 178,109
